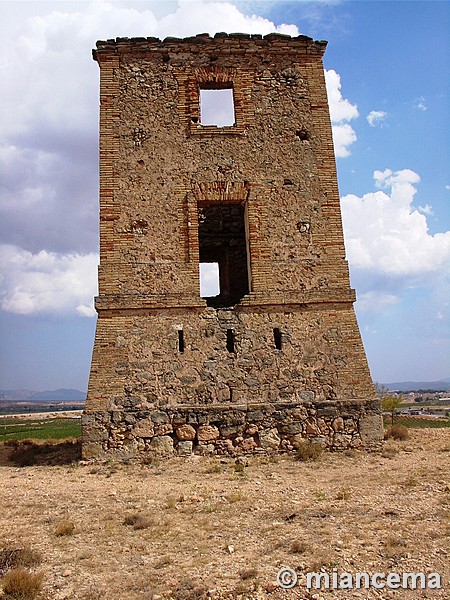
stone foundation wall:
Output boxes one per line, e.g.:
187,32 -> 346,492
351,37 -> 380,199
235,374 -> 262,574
82,400 -> 383,459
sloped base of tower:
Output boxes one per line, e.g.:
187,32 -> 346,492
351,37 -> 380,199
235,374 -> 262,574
81,399 -> 383,460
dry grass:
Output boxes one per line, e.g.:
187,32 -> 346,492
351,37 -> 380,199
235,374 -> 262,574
294,439 -> 323,461
385,424 -> 410,440
54,519 -> 75,536
239,566 -> 259,580
384,535 -> 409,559
0,547 -> 42,577
290,540 -> 307,554
1,568 -> 44,600
123,513 -> 154,530
335,486 -> 352,500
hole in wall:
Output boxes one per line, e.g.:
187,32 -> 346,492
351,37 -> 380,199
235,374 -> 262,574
199,87 -> 235,127
226,329 -> 235,353
295,130 -> 309,141
198,204 -> 250,308
178,330 -> 185,353
199,262 -> 220,298
273,328 -> 282,350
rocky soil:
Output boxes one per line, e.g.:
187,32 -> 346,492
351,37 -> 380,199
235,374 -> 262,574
0,428 -> 449,599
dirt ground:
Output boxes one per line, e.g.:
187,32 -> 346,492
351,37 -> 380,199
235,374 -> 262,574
0,429 -> 449,600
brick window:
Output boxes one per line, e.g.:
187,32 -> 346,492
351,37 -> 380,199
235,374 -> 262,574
199,85 -> 235,127
174,67 -> 252,135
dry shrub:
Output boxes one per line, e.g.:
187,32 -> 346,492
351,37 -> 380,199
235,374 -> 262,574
226,492 -> 245,503
123,513 -> 153,530
384,425 -> 409,441
240,567 -> 258,580
1,567 -> 44,600
165,496 -> 177,510
294,440 -> 323,462
335,487 -> 352,501
204,462 -> 222,474
309,553 -> 339,572
170,578 -> 208,600
54,519 -> 75,536
0,547 -> 42,577
384,535 -> 408,558
290,540 -> 307,554
233,462 -> 246,474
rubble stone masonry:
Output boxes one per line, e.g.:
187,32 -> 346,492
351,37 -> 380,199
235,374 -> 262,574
83,33 -> 383,459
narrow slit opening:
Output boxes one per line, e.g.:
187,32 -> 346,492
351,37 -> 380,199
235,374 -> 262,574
273,328 -> 282,350
226,329 -> 235,353
178,329 -> 185,353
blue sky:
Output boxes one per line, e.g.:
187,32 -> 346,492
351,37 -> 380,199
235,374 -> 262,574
0,0 -> 449,391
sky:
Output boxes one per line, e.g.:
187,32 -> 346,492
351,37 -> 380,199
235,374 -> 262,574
0,0 -> 449,391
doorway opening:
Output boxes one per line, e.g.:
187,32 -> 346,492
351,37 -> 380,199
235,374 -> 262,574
198,203 -> 249,308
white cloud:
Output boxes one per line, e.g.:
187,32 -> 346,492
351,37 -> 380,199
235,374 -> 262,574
329,123 -> 357,158
341,169 -> 450,277
418,204 -> 434,216
325,70 -> 359,123
325,69 -> 359,157
356,291 -> 399,313
0,245 -> 98,316
0,1 -> 301,317
415,96 -> 427,111
367,110 -> 388,127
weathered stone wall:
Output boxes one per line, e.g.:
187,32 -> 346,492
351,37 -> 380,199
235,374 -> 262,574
82,400 -> 382,459
84,33 -> 383,458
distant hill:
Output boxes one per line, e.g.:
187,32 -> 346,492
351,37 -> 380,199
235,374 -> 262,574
383,379 -> 450,392
0,388 -> 86,402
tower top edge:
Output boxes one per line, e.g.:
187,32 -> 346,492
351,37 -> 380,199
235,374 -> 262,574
93,33 -> 327,62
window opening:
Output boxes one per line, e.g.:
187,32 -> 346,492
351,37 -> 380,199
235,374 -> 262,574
198,204 -> 249,308
226,329 -> 235,353
199,262 -> 220,297
178,329 -> 185,353
273,328 -> 282,350
199,87 -> 235,127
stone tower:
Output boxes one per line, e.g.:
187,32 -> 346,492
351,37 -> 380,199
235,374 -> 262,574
82,33 -> 383,458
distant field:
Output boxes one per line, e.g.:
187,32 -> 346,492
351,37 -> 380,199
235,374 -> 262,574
0,416 -> 81,442
386,416 -> 450,429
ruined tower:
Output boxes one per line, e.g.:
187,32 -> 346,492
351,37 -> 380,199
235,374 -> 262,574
82,33 -> 383,458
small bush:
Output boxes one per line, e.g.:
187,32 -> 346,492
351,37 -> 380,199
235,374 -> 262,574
0,547 -> 42,577
226,492 -> 245,503
165,496 -> 177,510
335,487 -> 352,501
384,425 -> 409,441
384,535 -> 408,558
204,462 -> 222,474
123,513 -> 153,530
294,440 -> 323,462
290,540 -> 307,554
54,519 -> 75,536
1,567 -> 44,599
170,578 -> 208,600
240,567 -> 258,580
